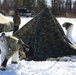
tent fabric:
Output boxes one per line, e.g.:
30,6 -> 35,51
14,8 -> 76,61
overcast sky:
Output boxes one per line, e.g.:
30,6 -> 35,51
46,0 -> 51,6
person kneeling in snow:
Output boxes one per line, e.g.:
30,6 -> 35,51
62,22 -> 76,45
0,33 -> 29,70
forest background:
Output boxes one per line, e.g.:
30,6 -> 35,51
0,0 -> 76,17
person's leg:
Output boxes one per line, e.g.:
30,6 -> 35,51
1,48 -> 8,65
11,50 -> 19,64
1,48 -> 18,67
1,41 -> 9,67
1,59 -> 8,67
13,26 -> 18,34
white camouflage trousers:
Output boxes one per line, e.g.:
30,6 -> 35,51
0,36 -> 19,65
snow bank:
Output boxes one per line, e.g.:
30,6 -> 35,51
0,17 -> 76,75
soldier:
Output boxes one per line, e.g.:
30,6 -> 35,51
62,22 -> 75,45
0,33 -> 29,70
13,10 -> 21,34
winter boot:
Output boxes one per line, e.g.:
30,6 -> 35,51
0,59 -> 8,70
1,59 -> 8,67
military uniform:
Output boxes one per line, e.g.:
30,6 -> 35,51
1,34 -> 26,68
0,35 -> 9,64
5,36 -> 22,59
13,12 -> 21,34
62,22 -> 75,45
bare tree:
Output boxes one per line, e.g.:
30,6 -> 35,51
35,0 -> 47,13
66,0 -> 72,14
73,1 -> 76,13
51,0 -> 62,15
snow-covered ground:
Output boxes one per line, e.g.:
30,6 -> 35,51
0,17 -> 76,75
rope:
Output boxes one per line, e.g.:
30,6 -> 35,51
31,57 -> 61,75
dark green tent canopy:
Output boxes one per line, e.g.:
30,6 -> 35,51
14,8 -> 76,60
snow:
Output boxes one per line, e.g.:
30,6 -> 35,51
0,17 -> 76,75
0,14 -> 13,24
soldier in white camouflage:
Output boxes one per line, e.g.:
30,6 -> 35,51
0,33 -> 29,70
